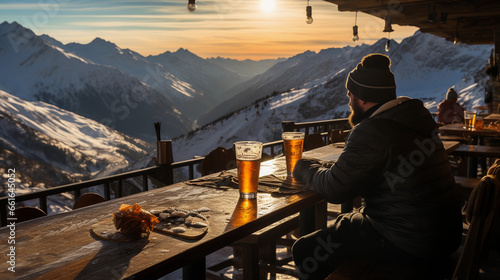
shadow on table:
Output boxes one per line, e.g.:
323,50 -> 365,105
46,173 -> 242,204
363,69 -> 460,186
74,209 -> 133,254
76,236 -> 149,279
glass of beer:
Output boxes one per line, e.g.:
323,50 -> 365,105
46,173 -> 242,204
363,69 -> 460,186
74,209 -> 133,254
474,114 -> 484,130
282,132 -> 305,178
464,111 -> 476,130
234,141 -> 262,199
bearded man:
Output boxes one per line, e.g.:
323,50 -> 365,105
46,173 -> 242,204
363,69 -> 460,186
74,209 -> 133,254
291,53 -> 462,279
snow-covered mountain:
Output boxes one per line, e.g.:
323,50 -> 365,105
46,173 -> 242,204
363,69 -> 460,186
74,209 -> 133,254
207,56 -> 287,81
173,31 -> 492,163
0,21 -> 191,140
64,40 -> 222,120
0,21 -> 282,136
0,89 -> 153,206
199,31 -> 492,126
146,48 -> 249,103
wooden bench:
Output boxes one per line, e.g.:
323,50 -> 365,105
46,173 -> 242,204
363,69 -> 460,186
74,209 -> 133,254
206,214 -> 301,279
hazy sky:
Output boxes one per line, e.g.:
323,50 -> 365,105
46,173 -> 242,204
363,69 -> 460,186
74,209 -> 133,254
0,0 -> 419,60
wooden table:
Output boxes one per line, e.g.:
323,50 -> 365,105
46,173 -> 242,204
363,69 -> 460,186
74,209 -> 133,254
0,145 -> 344,280
484,113 -> 500,122
438,123 -> 500,142
439,123 -> 500,177
442,140 -> 460,154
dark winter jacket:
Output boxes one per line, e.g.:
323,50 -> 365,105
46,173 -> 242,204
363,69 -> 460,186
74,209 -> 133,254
293,97 -> 462,259
437,99 -> 464,124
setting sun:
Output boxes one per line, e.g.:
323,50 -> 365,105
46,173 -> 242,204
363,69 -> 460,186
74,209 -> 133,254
260,0 -> 276,13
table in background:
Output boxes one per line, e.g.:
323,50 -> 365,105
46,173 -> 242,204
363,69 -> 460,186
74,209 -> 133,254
439,123 -> 500,177
0,145 -> 345,280
484,113 -> 500,122
438,123 -> 500,143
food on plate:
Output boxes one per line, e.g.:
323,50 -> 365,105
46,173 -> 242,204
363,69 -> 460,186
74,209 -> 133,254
112,203 -> 159,239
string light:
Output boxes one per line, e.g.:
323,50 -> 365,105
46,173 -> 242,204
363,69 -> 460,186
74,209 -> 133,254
383,10 -> 393,52
352,12 -> 359,42
385,33 -> 391,52
454,19 -> 460,45
306,0 -> 313,24
187,0 -> 196,12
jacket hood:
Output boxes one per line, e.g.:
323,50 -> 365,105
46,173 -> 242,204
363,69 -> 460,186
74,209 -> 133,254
368,97 -> 438,136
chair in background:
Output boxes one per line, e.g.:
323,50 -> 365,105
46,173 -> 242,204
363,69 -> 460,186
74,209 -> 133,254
325,173 -> 500,280
73,192 -> 106,209
329,129 -> 350,144
199,146 -> 236,176
14,206 -> 47,223
304,133 -> 326,151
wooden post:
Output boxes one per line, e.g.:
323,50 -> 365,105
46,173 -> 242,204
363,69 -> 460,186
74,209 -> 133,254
492,30 -> 500,113
151,140 -> 174,186
281,121 -> 295,132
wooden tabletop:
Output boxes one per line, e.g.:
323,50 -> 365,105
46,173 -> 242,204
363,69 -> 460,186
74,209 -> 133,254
484,113 -> 500,121
438,123 -> 500,137
442,140 -> 461,154
0,145 -> 345,280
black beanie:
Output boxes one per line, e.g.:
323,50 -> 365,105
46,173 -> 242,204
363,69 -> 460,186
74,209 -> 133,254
345,53 -> 396,103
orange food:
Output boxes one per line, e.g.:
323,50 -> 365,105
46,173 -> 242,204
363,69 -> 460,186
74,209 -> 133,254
112,203 -> 159,239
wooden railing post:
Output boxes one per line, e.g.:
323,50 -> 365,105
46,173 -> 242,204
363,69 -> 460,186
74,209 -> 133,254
150,140 -> 174,186
282,121 -> 295,132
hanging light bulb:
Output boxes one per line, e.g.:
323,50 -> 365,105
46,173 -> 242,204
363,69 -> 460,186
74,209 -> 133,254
383,10 -> 393,52
453,19 -> 460,45
353,26 -> 359,42
352,11 -> 359,42
187,0 -> 196,12
306,1 -> 313,24
453,32 -> 460,45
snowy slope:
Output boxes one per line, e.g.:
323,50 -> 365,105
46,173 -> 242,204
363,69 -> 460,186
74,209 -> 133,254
63,39 -> 217,120
0,21 -> 191,140
146,48 -> 250,102
206,56 -> 285,82
0,89 -> 152,178
199,31 -> 492,126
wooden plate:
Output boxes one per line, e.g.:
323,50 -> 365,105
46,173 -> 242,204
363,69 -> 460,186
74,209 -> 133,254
90,217 -> 208,242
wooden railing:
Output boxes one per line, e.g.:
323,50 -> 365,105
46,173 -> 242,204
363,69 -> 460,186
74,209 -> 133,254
281,118 -> 350,134
1,119 -> 349,226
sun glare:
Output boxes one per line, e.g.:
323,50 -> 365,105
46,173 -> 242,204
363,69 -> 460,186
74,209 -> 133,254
260,0 -> 276,13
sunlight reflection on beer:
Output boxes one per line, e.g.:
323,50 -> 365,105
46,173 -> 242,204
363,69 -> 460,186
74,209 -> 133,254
464,111 -> 476,130
282,132 -> 305,179
234,141 -> 263,199
229,198 -> 258,228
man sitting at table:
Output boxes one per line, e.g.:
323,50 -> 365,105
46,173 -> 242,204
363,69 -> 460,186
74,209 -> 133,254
436,87 -> 465,125
292,53 -> 462,279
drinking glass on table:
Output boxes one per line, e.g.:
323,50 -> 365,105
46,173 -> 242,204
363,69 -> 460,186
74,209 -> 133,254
234,141 -> 262,199
464,111 -> 476,130
282,132 -> 305,178
475,114 -> 484,130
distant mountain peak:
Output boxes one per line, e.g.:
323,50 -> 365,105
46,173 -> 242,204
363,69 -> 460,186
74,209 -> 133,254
0,20 -> 22,32
89,37 -> 117,47
0,20 -> 34,37
174,47 -> 200,59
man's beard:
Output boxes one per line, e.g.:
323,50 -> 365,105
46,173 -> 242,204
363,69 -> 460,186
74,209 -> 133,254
348,98 -> 365,127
